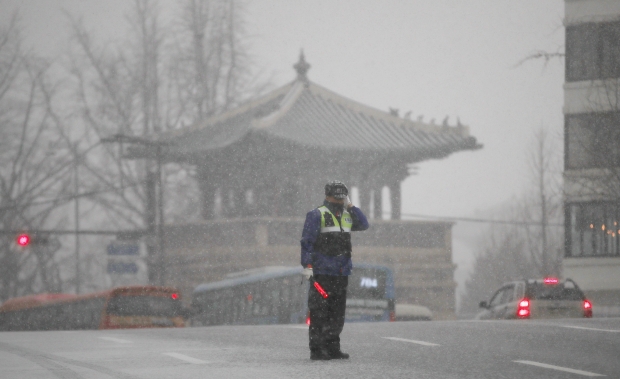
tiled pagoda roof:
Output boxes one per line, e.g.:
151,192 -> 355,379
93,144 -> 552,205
154,79 -> 480,161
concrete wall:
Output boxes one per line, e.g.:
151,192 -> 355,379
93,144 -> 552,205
161,218 -> 457,320
564,257 -> 620,294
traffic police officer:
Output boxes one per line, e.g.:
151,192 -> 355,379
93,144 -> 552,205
300,180 -> 369,360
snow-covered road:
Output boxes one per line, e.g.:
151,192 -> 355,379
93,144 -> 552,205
1,318 -> 618,378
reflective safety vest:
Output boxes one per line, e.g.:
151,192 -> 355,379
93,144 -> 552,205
313,205 -> 353,257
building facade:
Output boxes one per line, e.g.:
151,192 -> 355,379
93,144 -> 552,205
564,0 -> 620,312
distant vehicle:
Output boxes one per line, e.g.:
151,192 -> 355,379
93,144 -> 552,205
190,263 -> 396,327
394,303 -> 432,321
0,286 -> 185,331
476,277 -> 592,320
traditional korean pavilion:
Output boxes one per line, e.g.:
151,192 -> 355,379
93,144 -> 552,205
153,53 -> 479,221
139,53 -> 481,319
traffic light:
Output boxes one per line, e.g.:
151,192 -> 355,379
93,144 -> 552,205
15,234 -> 49,247
16,234 -> 30,247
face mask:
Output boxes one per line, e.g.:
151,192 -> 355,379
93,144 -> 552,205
327,200 -> 344,213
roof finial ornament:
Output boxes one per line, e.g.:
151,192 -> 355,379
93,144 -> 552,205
294,49 -> 311,84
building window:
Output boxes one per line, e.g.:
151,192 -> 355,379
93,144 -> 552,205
566,112 -> 620,169
567,202 -> 620,257
566,21 -> 620,82
600,22 -> 620,79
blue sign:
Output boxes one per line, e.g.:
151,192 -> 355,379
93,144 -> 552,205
107,243 -> 139,256
107,261 -> 138,274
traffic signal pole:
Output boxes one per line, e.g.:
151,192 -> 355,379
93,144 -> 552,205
101,134 -> 168,286
74,153 -> 81,294
156,144 -> 166,286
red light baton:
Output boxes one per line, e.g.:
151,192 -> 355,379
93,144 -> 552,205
313,280 -> 329,299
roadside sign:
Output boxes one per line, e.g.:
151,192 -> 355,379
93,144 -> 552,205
107,261 -> 138,274
107,243 -> 139,256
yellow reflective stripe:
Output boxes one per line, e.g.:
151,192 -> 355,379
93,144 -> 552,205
341,213 -> 353,230
318,206 -> 352,232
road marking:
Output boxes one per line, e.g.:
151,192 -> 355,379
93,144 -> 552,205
382,337 -> 440,346
162,352 -> 208,364
559,325 -> 620,333
514,360 -> 605,377
97,336 -> 132,344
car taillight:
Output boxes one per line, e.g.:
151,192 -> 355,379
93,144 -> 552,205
517,309 -> 530,317
583,300 -> 593,318
517,298 -> 530,319
389,311 -> 396,322
306,310 -> 311,326
543,277 -> 559,285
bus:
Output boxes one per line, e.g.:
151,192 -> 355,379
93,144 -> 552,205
0,286 -> 185,331
189,263 -> 396,327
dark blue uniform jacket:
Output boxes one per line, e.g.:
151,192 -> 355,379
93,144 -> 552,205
300,200 -> 369,276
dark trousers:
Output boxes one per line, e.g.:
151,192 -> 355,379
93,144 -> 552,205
308,275 -> 348,354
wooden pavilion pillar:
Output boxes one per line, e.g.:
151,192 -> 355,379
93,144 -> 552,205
197,166 -> 216,220
359,184 -> 371,215
389,180 -> 401,220
373,186 -> 383,220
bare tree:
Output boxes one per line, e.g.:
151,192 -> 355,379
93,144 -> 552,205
62,0 -> 259,285
522,127 -> 564,276
459,128 -> 563,315
0,13 -> 74,301
169,0 -> 255,123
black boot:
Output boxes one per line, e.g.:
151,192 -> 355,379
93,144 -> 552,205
310,349 -> 331,361
329,351 -> 349,359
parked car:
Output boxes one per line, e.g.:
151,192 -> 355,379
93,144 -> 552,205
476,277 -> 592,320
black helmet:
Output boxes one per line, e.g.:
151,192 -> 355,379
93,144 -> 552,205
325,180 -> 348,199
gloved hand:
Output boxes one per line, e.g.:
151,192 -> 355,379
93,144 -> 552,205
303,266 -> 313,280
344,196 -> 353,209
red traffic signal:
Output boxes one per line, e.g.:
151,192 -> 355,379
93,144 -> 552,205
16,234 -> 30,246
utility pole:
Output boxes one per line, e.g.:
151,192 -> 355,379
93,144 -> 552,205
74,152 -> 81,294
156,144 -> 166,286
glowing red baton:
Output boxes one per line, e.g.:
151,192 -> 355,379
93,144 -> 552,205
313,281 -> 329,299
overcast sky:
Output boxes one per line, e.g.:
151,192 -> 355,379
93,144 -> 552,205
1,0 -> 566,295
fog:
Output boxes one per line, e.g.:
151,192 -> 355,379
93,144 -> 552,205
3,3 -> 620,377
0,1 -> 565,305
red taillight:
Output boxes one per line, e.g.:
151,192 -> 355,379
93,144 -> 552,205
518,308 -> 530,317
583,300 -> 593,318
543,277 -> 559,285
389,311 -> 396,322
171,293 -> 179,300
517,298 -> 530,319
306,311 -> 311,326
